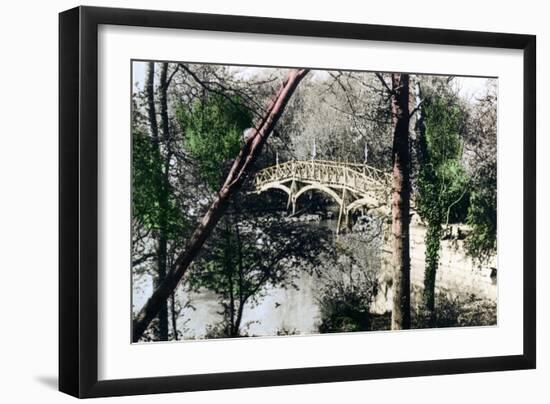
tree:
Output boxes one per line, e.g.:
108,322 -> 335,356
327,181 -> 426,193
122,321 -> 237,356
281,71 -> 392,170
416,96 -> 468,322
464,86 -> 497,263
176,91 -> 329,337
132,62 -> 187,341
175,91 -> 253,337
190,214 -> 330,337
384,73 -> 412,330
145,61 -> 168,340
133,68 -> 310,342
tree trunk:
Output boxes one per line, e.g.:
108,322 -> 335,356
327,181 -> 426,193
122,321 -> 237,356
159,63 -> 171,145
158,63 -> 174,340
145,62 -> 168,340
146,62 -> 159,141
415,82 -> 438,326
423,220 -> 441,326
156,235 -> 168,340
234,221 -> 245,336
390,73 -> 411,330
170,292 -> 178,340
223,218 -> 237,336
133,68 -> 309,342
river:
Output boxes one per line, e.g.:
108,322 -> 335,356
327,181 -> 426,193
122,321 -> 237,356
132,211 -> 497,340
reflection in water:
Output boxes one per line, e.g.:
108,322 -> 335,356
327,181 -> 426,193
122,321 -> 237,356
133,217 -> 338,339
182,271 -> 320,338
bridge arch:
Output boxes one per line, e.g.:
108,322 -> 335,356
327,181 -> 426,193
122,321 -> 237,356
258,182 -> 292,196
293,184 -> 343,206
346,196 -> 380,214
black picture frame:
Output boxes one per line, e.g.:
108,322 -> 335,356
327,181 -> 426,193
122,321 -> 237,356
59,5 -> 536,398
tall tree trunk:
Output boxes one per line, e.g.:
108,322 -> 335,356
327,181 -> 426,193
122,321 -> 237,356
133,68 -> 309,342
390,73 -> 411,330
145,62 -> 168,340
170,292 -> 178,340
158,63 -> 173,339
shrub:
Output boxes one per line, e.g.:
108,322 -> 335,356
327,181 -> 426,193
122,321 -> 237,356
316,265 -> 376,333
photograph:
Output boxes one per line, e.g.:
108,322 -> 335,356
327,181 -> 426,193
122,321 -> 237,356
130,60 -> 498,343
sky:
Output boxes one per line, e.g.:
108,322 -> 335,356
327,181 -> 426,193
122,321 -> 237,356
131,61 -> 493,103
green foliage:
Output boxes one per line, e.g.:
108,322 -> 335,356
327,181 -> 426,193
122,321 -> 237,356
132,128 -> 161,230
417,99 -> 468,225
132,129 -> 186,241
466,173 -> 497,263
176,93 -> 252,190
417,97 -> 468,312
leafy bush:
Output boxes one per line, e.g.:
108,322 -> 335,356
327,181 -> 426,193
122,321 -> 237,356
316,265 -> 376,333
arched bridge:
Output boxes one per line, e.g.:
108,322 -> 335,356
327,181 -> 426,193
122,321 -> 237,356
253,160 -> 392,234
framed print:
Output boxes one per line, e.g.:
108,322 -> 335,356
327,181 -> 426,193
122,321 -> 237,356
59,6 -> 536,398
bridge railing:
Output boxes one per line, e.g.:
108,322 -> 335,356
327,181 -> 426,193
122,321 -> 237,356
254,160 -> 391,195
